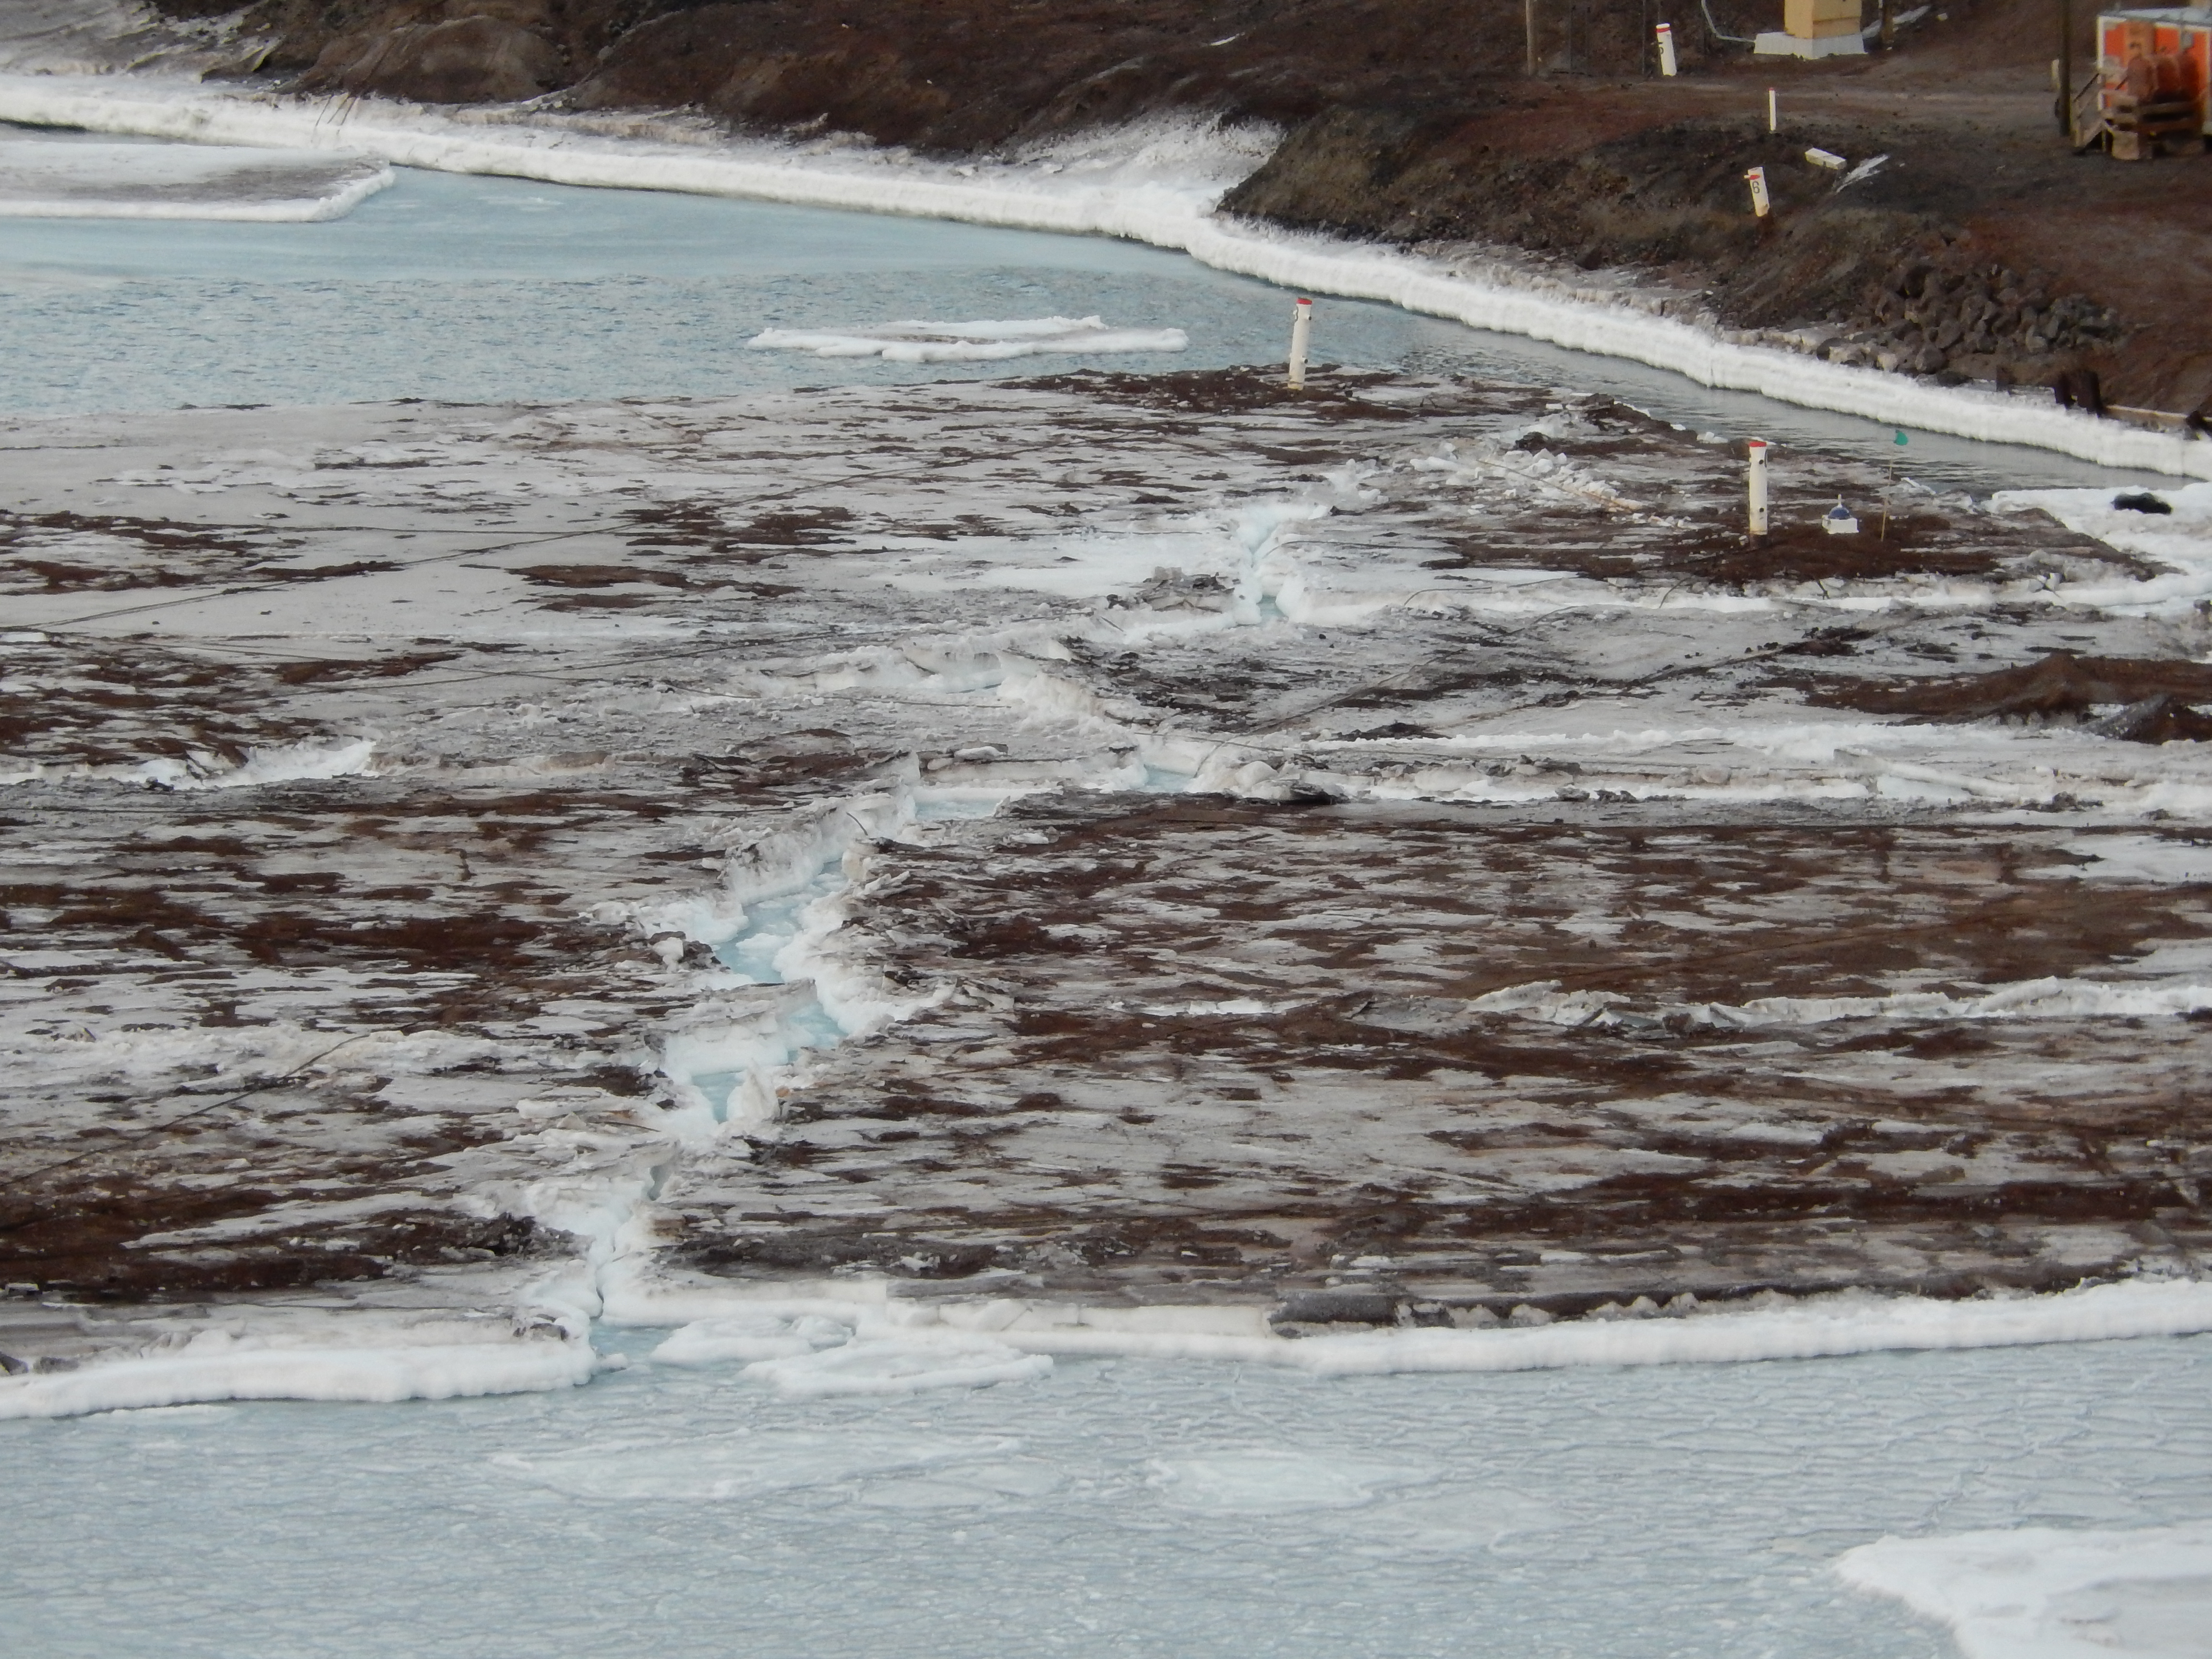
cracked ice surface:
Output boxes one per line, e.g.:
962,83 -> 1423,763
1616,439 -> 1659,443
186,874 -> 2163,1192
6,366 -> 2212,1401
1,1330 -> 2209,1657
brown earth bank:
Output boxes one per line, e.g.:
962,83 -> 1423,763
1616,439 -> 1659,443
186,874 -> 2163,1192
157,0 -> 2212,412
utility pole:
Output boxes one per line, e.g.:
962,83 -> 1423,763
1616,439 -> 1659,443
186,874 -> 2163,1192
2058,0 -> 2075,133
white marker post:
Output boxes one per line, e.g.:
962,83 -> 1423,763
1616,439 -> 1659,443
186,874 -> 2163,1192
1767,87 -> 1778,132
1287,297 -> 1313,390
1747,438 -> 1770,540
1745,165 -> 1771,218
1656,22 -> 1677,75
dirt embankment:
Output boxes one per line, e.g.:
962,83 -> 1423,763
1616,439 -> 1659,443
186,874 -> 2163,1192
163,0 -> 2212,426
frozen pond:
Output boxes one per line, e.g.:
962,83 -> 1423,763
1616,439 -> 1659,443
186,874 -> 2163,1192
6,1332 -> 2209,1658
0,125 -> 2149,489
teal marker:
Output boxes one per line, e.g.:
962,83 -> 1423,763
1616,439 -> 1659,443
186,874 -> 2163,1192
1895,429 -> 1909,446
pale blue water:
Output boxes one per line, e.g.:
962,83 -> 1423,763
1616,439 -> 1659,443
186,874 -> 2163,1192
3,1334 -> 2207,1658
0,125 -> 2151,489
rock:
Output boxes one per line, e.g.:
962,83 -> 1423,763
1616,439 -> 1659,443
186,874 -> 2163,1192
1273,1289 -> 1399,1326
2087,694 -> 2212,743
303,16 -> 566,104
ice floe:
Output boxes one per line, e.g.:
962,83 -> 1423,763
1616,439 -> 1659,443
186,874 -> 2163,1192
740,1334 -> 1055,1397
1146,1450 -> 1437,1513
492,1428 -> 1022,1501
0,1308 -> 600,1420
0,138 -> 393,221
747,315 -> 1188,361
1838,1520 -> 2212,1659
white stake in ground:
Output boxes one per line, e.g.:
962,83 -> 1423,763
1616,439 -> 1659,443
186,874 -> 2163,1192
1767,88 -> 1778,132
1656,22 -> 1678,75
1745,165 -> 1771,218
1287,296 -> 1313,389
1747,437 -> 1771,540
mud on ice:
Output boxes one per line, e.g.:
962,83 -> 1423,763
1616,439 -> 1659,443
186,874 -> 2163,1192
5,365 -> 2212,1386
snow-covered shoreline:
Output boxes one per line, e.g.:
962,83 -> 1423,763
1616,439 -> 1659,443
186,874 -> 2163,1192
1,69 -> 2206,479
8,1274 -> 2212,1420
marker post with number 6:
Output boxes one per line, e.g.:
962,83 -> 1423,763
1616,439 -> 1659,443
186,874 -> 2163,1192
1745,166 -> 1771,218
1656,22 -> 1677,74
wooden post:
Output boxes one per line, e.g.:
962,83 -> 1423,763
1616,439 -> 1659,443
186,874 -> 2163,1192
1747,439 -> 1770,541
1287,298 -> 1312,390
2058,0 -> 2073,132
1881,0 -> 1896,50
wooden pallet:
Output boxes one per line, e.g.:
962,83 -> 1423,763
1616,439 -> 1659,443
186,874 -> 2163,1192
2104,90 -> 2202,158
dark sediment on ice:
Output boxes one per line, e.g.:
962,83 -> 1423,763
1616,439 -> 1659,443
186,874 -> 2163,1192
1804,650 -> 2212,738
660,798 -> 2212,1320
8,373 -> 2209,1326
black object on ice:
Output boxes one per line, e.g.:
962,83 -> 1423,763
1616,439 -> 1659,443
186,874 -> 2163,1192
2112,491 -> 2173,514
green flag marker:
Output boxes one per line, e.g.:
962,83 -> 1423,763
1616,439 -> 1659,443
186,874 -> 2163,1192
1894,430 -> 1909,446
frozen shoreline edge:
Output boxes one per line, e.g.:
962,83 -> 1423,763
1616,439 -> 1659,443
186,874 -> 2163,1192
5,1277 -> 2210,1419
0,71 -> 2205,480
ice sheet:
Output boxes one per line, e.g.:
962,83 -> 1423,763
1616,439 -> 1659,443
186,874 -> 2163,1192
4,1333 -> 2208,1658
0,71 -> 2202,476
0,138 -> 392,220
1838,1521 -> 2212,1659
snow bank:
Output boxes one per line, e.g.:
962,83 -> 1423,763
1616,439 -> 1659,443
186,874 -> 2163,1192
748,315 -> 1188,361
604,1271 -> 2212,1377
0,72 -> 2204,477
0,137 -> 393,220
1838,1521 -> 2212,1659
0,1312 -> 600,1420
1259,1279 -> 2212,1377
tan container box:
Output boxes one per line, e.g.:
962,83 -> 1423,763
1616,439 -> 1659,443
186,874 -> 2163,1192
1784,0 -> 1864,38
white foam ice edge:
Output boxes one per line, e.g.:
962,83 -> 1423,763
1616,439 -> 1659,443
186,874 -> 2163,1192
1838,1520 -> 2212,1659
595,1274 -> 2212,1379
0,73 -> 2204,477
6,1274 -> 2208,1419
0,137 -> 394,220
748,315 -> 1190,361
0,1309 -> 601,1420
